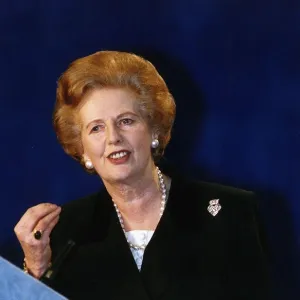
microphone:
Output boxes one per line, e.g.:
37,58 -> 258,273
40,239 -> 76,283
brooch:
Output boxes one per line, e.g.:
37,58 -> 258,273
207,199 -> 221,216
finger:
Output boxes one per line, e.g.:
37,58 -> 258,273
16,203 -> 58,231
15,205 -> 60,240
17,204 -> 60,233
23,208 -> 61,247
29,215 -> 59,255
33,207 -> 61,236
43,215 -> 60,237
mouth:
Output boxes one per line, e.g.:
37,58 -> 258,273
107,150 -> 131,164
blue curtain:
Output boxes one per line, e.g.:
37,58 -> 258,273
1,1 -> 299,298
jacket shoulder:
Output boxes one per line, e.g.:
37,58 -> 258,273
181,177 -> 258,207
60,191 -> 101,218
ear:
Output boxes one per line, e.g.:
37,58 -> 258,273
151,131 -> 159,140
82,153 -> 91,162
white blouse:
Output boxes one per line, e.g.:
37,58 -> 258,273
125,230 -> 154,271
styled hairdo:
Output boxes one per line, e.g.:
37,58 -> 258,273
53,50 -> 176,170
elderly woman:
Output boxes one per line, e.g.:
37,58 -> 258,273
14,51 -> 269,300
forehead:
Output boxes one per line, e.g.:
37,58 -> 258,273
78,88 -> 140,123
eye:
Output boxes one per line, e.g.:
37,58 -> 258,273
90,124 -> 104,133
119,118 -> 134,126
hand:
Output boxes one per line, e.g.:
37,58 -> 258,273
14,203 -> 61,278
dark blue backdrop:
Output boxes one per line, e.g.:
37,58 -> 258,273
1,1 -> 299,299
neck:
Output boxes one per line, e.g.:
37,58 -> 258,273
103,164 -> 168,230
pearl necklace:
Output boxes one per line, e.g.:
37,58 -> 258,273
113,167 -> 167,250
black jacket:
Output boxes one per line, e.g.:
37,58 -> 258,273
47,170 -> 269,299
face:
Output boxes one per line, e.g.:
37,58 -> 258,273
79,88 -> 155,184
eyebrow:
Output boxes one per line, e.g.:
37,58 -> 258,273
85,111 -> 139,129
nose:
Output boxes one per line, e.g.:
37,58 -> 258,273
106,122 -> 122,145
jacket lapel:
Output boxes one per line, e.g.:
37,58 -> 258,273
139,171 -> 205,300
88,190 -> 151,299
140,207 -> 175,299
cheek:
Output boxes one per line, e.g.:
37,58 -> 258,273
133,132 -> 151,152
82,135 -> 105,157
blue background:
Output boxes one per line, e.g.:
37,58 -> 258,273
1,1 -> 299,298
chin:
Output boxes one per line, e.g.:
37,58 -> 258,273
104,165 -> 135,183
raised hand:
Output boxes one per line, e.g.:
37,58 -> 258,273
14,203 -> 61,278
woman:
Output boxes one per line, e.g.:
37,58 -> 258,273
14,51 -> 269,299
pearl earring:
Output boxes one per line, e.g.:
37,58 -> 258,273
151,139 -> 159,149
85,160 -> 93,169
